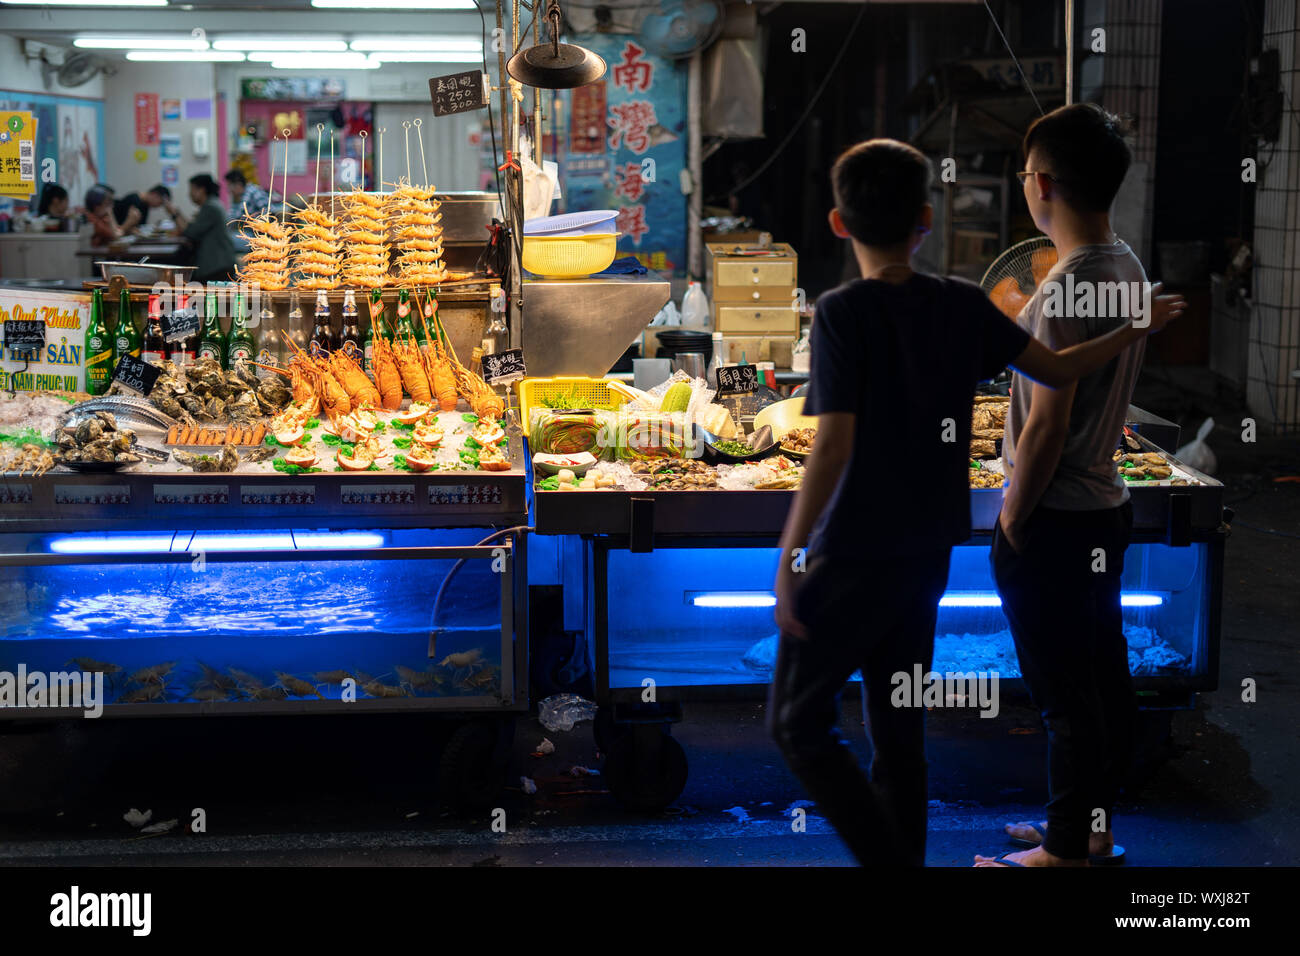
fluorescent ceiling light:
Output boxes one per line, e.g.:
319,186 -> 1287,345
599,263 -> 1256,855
213,37 -> 348,52
4,0 -> 167,6
349,36 -> 482,52
269,52 -> 379,70
689,592 -> 777,609
75,36 -> 205,50
367,51 -> 483,63
126,51 -> 245,62
312,0 -> 475,8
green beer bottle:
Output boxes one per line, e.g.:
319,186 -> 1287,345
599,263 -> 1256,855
393,288 -> 416,344
112,288 -> 142,370
227,291 -> 257,367
198,292 -> 228,368
84,288 -> 113,395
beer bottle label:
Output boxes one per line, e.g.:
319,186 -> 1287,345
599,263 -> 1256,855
230,345 -> 253,363
309,340 -> 327,360
364,343 -> 374,374
343,341 -> 362,363
199,344 -> 220,361
256,348 -> 275,378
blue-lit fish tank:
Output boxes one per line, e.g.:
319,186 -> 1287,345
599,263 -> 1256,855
0,527 -> 524,716
589,540 -> 1219,699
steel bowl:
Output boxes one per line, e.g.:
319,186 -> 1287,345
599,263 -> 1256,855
96,261 -> 196,287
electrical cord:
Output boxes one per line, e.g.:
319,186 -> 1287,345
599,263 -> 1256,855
705,1 -> 869,204
982,0 -> 1044,116
474,0 -> 507,214
428,524 -> 533,648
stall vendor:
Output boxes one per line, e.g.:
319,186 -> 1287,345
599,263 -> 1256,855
169,174 -> 237,283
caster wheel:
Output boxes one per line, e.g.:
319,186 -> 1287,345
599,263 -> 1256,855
603,730 -> 688,813
439,721 -> 506,814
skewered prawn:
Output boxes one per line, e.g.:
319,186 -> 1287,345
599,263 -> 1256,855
291,203 -> 342,290
237,214 -> 293,290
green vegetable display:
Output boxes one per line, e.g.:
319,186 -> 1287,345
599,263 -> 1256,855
712,439 -> 754,457
272,458 -> 322,476
321,434 -> 342,445
392,436 -> 412,449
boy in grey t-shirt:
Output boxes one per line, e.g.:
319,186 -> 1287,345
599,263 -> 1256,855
976,104 -> 1180,868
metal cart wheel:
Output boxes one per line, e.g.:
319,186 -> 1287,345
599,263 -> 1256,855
602,726 -> 688,813
439,719 -> 512,814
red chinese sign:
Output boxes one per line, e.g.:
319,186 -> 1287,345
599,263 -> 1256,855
612,42 -> 654,94
135,93 -> 159,146
608,101 -> 657,154
614,162 -> 646,203
616,205 -> 649,244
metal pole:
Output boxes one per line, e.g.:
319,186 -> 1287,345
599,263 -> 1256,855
1065,0 -> 1075,105
688,50 -> 703,279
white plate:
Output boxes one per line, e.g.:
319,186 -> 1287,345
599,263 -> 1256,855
532,451 -> 597,476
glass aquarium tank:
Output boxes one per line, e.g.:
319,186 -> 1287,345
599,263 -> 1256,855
601,541 -> 1215,693
0,527 -> 517,713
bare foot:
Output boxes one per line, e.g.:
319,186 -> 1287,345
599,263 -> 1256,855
1005,820 -> 1115,857
974,845 -> 1088,867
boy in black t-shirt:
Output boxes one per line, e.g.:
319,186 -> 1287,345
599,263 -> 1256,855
768,139 -> 1182,866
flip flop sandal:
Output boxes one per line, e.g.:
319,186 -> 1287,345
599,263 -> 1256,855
982,852 -> 1026,867
1007,821 -> 1126,865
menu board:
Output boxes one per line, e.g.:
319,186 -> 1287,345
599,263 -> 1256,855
430,71 -> 489,117
112,354 -> 163,396
0,288 -> 88,392
482,348 -> 526,384
716,364 -> 758,396
2,319 -> 45,359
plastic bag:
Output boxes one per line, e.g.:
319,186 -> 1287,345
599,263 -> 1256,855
537,693 -> 597,732
1174,417 -> 1217,475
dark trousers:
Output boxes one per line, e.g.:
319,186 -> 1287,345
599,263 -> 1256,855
991,501 -> 1135,860
768,551 -> 952,866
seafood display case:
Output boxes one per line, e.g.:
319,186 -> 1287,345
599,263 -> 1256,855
527,429 -> 1226,808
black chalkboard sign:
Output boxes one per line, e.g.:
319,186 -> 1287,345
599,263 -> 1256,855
160,302 -> 200,343
3,319 -> 45,359
112,354 -> 163,396
482,348 -> 526,384
430,70 -> 488,117
716,364 -> 759,396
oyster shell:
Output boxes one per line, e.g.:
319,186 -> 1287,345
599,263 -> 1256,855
81,441 -> 115,463
93,410 -> 118,431
74,419 -> 103,444
227,391 -> 261,423
232,359 -> 259,389
155,397 -> 185,419
205,397 -> 226,420
257,379 -> 291,409
114,452 -> 143,464
110,430 -> 136,453
179,394 -> 206,416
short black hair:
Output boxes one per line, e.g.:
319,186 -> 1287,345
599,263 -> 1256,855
37,184 -> 68,215
224,169 -> 247,186
84,187 -> 109,211
830,139 -> 932,247
189,174 -> 220,198
147,185 -> 172,200
95,182 -> 116,196
1023,103 -> 1132,213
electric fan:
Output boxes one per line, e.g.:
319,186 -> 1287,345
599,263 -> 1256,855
979,236 -> 1058,319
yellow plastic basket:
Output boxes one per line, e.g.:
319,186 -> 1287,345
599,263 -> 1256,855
522,234 -> 619,278
518,376 -> 628,423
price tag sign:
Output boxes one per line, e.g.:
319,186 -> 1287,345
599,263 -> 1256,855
429,70 -> 489,117
160,302 -> 200,343
112,353 -> 163,396
482,348 -> 526,385
716,364 -> 759,396
3,319 -> 45,359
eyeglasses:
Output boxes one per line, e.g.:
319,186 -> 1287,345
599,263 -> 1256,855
1016,170 -> 1067,185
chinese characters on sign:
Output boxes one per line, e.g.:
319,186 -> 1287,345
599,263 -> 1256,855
134,94 -> 159,146
562,38 -> 685,275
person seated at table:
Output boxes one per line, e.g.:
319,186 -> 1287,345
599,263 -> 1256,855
114,184 -> 173,235
24,184 -> 71,232
85,186 -> 134,247
170,174 -> 236,282
224,169 -> 269,221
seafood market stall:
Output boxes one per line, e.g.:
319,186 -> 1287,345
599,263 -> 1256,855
521,377 -> 1227,810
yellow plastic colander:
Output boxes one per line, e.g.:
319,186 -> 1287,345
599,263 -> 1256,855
522,233 -> 619,278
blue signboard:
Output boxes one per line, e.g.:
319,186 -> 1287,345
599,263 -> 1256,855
560,36 -> 686,276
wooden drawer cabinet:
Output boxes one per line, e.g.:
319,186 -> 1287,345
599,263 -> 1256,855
716,304 -> 800,335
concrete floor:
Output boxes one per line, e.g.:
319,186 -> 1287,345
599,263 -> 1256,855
0,367 -> 1295,866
